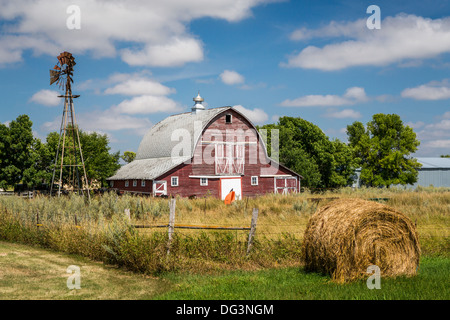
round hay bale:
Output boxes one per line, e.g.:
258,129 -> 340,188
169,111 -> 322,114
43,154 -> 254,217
302,198 -> 420,282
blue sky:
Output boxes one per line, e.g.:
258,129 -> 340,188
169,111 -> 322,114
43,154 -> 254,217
1,0 -> 450,157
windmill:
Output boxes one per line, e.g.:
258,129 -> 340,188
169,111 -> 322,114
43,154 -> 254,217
49,51 -> 90,200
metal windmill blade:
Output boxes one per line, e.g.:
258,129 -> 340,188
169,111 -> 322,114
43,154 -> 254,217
50,51 -> 76,92
49,69 -> 60,85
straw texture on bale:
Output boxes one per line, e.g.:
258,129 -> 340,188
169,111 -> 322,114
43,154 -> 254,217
302,198 -> 420,282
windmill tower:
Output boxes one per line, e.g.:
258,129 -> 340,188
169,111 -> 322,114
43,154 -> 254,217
49,51 -> 90,200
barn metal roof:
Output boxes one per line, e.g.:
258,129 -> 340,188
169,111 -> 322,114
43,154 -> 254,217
416,157 -> 450,169
136,106 -> 231,160
108,156 -> 191,180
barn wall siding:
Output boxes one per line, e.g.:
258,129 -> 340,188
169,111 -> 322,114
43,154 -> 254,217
112,179 -> 152,194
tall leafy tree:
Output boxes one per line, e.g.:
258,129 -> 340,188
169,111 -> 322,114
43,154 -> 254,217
22,138 -> 54,188
80,131 -> 121,187
260,116 -> 357,189
347,113 -> 421,187
0,115 -> 121,190
0,115 -> 38,189
122,151 -> 136,163
46,129 -> 120,188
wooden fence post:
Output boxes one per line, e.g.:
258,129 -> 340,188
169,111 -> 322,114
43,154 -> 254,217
246,208 -> 258,255
167,198 -> 176,255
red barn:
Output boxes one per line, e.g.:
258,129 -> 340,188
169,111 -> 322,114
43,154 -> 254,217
107,94 -> 302,199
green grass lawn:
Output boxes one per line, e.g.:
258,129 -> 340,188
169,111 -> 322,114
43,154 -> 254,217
1,241 -> 448,300
155,256 -> 449,300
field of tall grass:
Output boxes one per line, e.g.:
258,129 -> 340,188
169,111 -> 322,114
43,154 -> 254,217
0,187 -> 448,276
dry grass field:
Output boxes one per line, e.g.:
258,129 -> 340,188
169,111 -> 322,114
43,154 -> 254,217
0,187 -> 448,276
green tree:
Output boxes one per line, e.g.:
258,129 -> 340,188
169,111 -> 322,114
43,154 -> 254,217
80,131 -> 121,187
260,117 -> 357,189
46,129 -> 121,188
0,115 -> 39,189
22,138 -> 53,188
122,151 -> 136,163
0,115 -> 120,190
347,113 -> 421,187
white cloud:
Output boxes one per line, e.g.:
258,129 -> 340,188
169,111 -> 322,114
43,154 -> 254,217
233,105 -> 268,124
113,95 -> 183,115
279,87 -> 368,107
289,20 -> 365,41
405,121 -> 425,129
220,70 -> 245,85
42,110 -> 152,136
218,69 -> 265,90
78,71 -> 152,93
425,119 -> 450,131
78,111 -> 152,133
283,14 -> 450,71
343,87 -> 368,102
103,71 -> 181,114
105,78 -> 175,96
0,0 -> 272,67
414,111 -> 450,155
324,109 -> 362,119
121,37 -> 204,67
271,114 -> 280,123
280,95 -> 349,107
29,89 -> 61,107
401,79 -> 450,100
425,140 -> 450,148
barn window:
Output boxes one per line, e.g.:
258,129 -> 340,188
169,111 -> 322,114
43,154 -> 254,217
200,178 -> 208,186
110,181 -> 114,188
251,176 -> 258,186
133,180 -> 137,187
171,176 -> 179,187
225,114 -> 232,124
141,180 -> 146,187
125,180 -> 129,187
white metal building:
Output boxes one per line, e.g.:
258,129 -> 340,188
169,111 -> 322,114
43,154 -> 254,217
352,157 -> 450,188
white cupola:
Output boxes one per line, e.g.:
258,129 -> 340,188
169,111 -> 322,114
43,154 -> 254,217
191,92 -> 205,114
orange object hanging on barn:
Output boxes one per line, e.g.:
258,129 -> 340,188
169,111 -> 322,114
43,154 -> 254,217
224,190 -> 235,205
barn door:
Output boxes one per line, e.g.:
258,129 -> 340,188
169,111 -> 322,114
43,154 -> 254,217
220,177 -> 242,200
274,177 -> 298,194
153,180 -> 167,196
